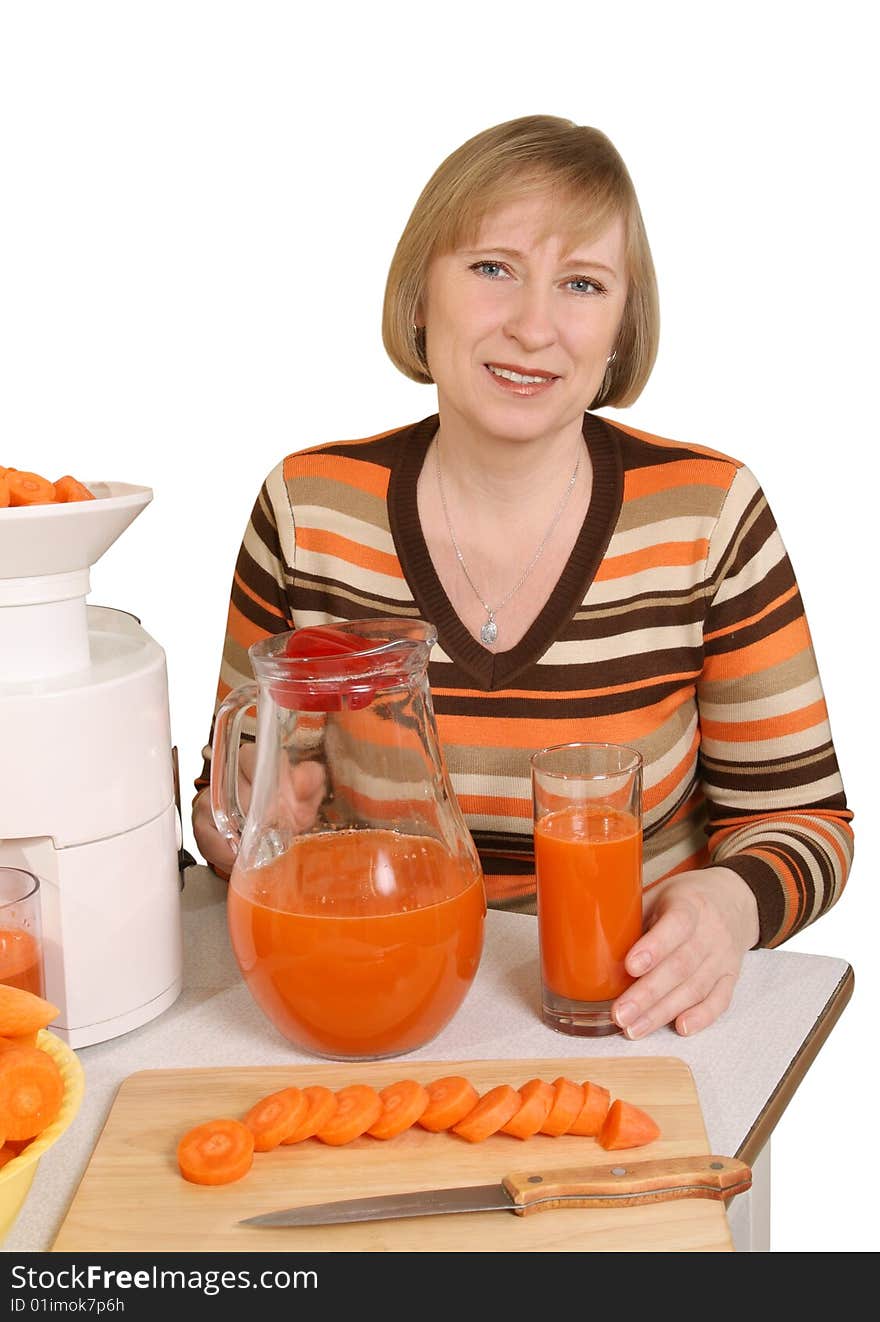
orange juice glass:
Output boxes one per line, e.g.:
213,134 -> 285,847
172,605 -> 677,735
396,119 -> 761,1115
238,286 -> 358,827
531,743 -> 643,1036
0,868 -> 45,996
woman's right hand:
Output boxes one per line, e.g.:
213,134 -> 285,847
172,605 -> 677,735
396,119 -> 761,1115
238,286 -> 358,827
191,744 -> 326,876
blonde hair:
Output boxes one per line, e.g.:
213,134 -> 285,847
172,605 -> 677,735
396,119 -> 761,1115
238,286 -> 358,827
382,115 -> 659,409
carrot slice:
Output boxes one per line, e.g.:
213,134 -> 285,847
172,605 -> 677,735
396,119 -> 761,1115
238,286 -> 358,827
367,1078 -> 430,1140
315,1084 -> 383,1146
0,986 -> 60,1038
242,1086 -> 308,1152
0,1040 -> 65,1140
0,475 -> 9,508
500,1077 -> 556,1139
539,1077 -> 585,1136
597,1099 -> 661,1150
177,1118 -> 255,1185
568,1080 -> 612,1137
3,1137 -> 30,1155
417,1076 -> 480,1132
6,471 -> 56,506
451,1084 -> 520,1143
280,1084 -> 338,1145
53,475 -> 95,503
0,1032 -> 39,1049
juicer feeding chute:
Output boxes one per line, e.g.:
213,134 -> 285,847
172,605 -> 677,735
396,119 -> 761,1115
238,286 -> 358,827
0,483 -> 184,1047
0,481 -> 152,578
0,483 -> 152,683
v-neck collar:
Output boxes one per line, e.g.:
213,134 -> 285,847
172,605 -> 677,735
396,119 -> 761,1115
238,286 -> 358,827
387,412 -> 623,691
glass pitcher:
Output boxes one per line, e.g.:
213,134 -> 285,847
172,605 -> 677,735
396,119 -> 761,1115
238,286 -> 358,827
210,619 -> 486,1060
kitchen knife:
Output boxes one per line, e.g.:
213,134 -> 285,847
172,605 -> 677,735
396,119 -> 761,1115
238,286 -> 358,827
239,1154 -> 751,1227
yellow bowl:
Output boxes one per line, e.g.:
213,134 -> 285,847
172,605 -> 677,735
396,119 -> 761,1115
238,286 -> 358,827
0,1029 -> 85,1242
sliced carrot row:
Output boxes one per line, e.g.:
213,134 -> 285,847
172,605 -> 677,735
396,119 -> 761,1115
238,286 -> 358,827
368,1078 -> 430,1140
176,1073 -> 660,1186
417,1075 -> 478,1132
243,1086 -> 308,1152
177,1119 -> 255,1186
281,1084 -> 337,1144
0,466 -> 95,507
501,1077 -> 555,1139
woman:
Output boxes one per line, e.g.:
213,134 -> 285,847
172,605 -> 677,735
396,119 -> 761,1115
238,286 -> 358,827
192,115 -> 853,1040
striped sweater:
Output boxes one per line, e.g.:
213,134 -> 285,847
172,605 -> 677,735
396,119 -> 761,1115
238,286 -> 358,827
198,412 -> 853,948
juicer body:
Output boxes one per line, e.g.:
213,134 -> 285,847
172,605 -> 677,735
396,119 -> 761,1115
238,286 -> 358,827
0,606 -> 184,1046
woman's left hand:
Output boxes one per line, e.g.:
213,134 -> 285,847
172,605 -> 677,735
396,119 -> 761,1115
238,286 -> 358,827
611,867 -> 760,1039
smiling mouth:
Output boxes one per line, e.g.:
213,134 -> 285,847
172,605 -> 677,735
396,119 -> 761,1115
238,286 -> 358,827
486,363 -> 559,385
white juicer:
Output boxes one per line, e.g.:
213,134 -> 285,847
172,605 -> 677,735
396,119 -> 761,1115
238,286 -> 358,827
0,483 -> 183,1046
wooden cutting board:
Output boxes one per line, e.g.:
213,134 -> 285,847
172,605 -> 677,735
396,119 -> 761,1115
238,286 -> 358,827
53,1056 -> 736,1253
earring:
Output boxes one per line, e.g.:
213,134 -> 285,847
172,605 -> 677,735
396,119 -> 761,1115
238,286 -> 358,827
606,348 -> 617,365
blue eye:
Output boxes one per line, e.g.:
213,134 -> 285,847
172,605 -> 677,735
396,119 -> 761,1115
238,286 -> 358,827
471,261 -> 508,279
567,277 -> 605,295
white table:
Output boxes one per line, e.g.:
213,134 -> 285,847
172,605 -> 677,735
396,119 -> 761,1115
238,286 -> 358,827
5,866 -> 852,1254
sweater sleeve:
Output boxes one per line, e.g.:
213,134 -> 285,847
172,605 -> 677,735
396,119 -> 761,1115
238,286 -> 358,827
697,464 -> 854,947
194,461 -> 295,795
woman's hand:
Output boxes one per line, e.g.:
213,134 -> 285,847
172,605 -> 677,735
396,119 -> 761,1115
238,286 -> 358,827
611,867 -> 760,1039
191,744 -> 325,874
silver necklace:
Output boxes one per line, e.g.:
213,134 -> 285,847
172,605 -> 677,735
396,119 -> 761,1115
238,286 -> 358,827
435,441 -> 581,646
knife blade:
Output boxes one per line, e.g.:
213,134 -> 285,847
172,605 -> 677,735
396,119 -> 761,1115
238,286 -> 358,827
239,1154 -> 751,1228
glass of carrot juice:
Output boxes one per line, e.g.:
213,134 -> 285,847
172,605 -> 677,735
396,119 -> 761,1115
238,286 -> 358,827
531,742 -> 643,1037
0,868 -> 45,997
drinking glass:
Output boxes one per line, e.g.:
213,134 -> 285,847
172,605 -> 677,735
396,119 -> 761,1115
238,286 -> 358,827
531,742 -> 643,1036
0,868 -> 45,997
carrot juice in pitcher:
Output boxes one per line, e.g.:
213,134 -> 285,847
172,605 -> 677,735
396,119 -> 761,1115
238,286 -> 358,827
213,620 -> 487,1059
228,828 -> 485,1059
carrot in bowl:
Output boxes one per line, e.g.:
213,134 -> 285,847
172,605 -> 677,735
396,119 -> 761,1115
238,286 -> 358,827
0,1039 -> 65,1140
367,1078 -> 430,1140
6,471 -> 56,506
0,475 -> 9,508
315,1085 -> 383,1146
0,1032 -> 39,1049
177,1117 -> 255,1186
451,1084 -> 520,1143
53,475 -> 95,503
243,1086 -> 308,1152
417,1075 -> 480,1133
500,1077 -> 556,1140
280,1084 -> 338,1145
0,986 -> 60,1039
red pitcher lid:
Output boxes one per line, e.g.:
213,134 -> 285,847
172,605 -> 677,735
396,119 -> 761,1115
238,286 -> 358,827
271,624 -> 411,711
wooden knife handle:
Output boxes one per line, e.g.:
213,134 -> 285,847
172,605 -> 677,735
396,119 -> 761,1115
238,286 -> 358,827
503,1155 -> 752,1215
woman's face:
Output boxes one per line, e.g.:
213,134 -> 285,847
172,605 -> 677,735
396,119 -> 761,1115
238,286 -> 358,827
420,193 -> 628,447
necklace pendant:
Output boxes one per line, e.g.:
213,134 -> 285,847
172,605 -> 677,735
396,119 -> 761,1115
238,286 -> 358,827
480,615 -> 498,645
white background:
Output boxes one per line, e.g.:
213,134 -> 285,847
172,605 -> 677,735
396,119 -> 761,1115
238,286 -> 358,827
1,1 -> 876,1252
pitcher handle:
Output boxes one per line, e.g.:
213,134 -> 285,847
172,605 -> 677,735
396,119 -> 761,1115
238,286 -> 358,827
210,682 -> 259,852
